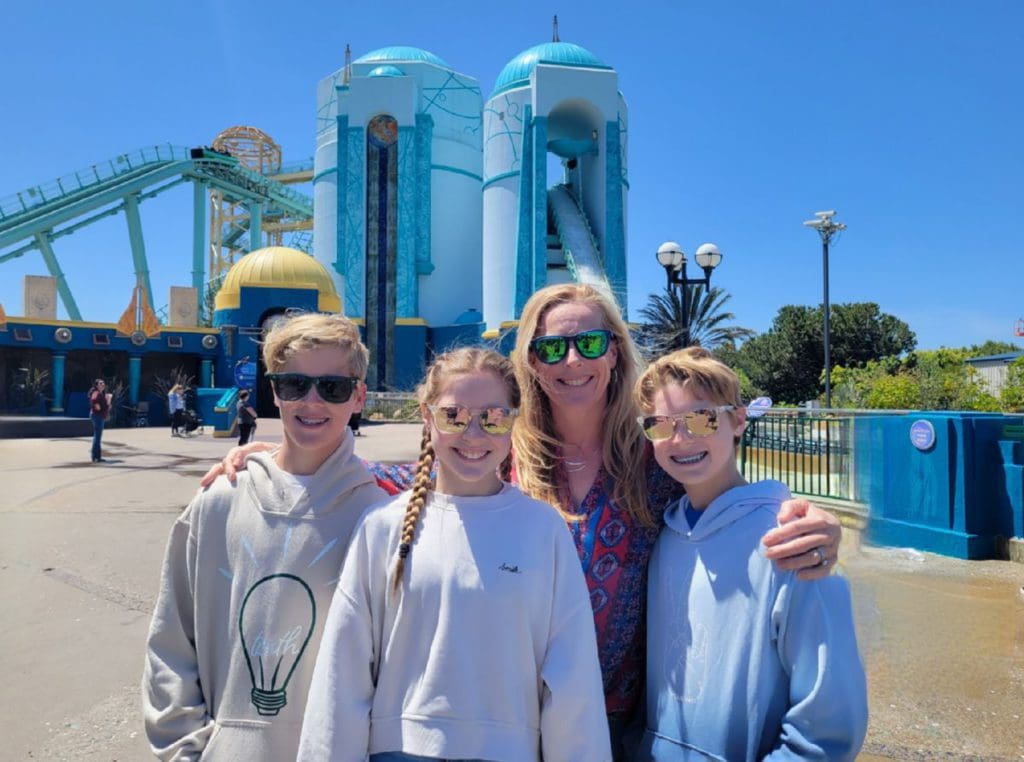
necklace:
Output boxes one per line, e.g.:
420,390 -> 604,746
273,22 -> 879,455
561,444 -> 601,473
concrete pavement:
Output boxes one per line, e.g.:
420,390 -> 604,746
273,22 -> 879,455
1,420 -> 1022,760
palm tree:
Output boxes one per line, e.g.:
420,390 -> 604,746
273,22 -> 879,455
638,285 -> 755,357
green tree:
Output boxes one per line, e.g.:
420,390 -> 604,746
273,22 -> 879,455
864,374 -> 922,409
735,303 -> 915,405
966,340 -> 1022,357
1000,356 -> 1024,412
831,348 -> 1009,412
637,285 -> 754,357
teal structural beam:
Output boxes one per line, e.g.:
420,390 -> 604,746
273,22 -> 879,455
50,352 -> 66,413
201,358 -> 212,387
123,193 -> 155,309
33,232 -> 82,320
604,119 -> 627,310
513,105 -> 534,318
397,125 -> 417,317
192,181 -> 206,313
128,355 -> 142,406
249,202 -> 262,251
415,113 -> 434,275
531,115 -> 548,295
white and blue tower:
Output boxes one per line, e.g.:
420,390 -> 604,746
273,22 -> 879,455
481,39 -> 629,331
313,46 -> 483,389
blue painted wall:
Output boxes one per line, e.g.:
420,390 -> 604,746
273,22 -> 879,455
857,413 -> 1024,558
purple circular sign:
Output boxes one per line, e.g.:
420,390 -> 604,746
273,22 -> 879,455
910,420 -> 936,451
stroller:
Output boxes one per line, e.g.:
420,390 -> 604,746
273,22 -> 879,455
179,409 -> 204,437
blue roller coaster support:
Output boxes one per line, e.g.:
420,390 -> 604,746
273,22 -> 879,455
123,193 -> 155,309
192,181 -> 206,312
34,231 -> 82,320
249,202 -> 263,251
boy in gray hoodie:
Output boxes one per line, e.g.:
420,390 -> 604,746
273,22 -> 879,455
632,347 -> 867,761
142,313 -> 386,761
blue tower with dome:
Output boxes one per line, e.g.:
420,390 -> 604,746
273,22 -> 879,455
482,33 -> 628,333
309,27 -> 628,387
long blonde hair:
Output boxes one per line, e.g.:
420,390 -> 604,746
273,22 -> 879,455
510,284 -> 653,526
392,347 -> 519,591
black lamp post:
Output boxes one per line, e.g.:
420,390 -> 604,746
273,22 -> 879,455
802,210 -> 846,409
656,241 -> 723,347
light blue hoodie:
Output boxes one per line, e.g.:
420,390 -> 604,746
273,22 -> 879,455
637,480 -> 867,761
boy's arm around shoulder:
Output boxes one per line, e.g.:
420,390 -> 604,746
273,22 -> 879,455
298,508 -> 385,762
539,512 -> 613,762
767,573 -> 868,761
141,491 -> 215,760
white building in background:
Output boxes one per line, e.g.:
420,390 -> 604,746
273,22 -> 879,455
311,38 -> 628,387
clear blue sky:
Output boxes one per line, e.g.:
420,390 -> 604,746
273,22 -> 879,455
2,0 -> 1021,351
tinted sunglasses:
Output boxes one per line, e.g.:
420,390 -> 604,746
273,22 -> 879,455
266,373 -> 361,404
426,405 -> 519,435
530,329 -> 613,365
638,406 -> 736,440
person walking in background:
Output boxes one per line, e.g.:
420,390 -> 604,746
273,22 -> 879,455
88,378 -> 110,463
168,384 -> 186,436
236,389 -> 257,446
348,408 -> 362,436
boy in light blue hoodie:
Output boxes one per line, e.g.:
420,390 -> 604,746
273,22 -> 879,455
632,348 -> 867,761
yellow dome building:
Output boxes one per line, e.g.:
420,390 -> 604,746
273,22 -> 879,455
215,246 -> 341,313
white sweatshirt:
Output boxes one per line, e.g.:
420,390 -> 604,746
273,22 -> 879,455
142,433 -> 386,761
297,484 -> 612,762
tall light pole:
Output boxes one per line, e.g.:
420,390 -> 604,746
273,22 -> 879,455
802,210 -> 846,408
656,241 -> 723,348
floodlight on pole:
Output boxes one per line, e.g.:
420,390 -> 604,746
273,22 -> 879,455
802,210 -> 846,408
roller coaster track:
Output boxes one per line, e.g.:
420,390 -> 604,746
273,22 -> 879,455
0,145 -> 313,320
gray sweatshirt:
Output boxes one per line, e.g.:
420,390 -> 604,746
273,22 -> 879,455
142,434 -> 386,761
297,484 -> 613,762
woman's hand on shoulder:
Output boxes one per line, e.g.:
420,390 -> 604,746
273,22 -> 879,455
761,498 -> 842,581
199,442 -> 275,487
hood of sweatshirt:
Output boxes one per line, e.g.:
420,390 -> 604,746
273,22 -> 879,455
242,431 -> 381,517
664,479 -> 791,542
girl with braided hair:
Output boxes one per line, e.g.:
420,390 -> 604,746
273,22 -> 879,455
298,347 -> 611,762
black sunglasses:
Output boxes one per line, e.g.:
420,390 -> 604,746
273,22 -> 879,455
266,373 -> 361,404
529,329 -> 614,365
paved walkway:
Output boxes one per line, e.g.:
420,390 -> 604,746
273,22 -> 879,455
1,420 -> 1022,760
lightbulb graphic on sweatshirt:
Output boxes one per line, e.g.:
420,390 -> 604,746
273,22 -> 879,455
238,573 -> 316,716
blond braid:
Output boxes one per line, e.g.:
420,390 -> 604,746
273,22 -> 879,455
392,425 -> 435,592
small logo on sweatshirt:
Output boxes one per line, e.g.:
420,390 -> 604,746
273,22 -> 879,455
498,562 -> 522,574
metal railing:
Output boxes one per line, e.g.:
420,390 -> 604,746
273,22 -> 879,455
362,392 -> 420,422
739,408 -> 891,502
739,408 -> 911,502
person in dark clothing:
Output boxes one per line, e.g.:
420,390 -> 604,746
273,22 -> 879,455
88,379 -> 111,462
236,390 -> 258,446
348,409 -> 362,437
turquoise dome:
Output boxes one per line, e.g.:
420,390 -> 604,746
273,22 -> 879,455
492,42 -> 611,98
355,46 -> 450,69
367,65 -> 405,78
